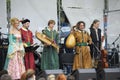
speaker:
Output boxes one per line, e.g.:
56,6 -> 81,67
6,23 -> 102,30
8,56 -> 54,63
72,69 -> 96,80
37,69 -> 63,80
61,53 -> 74,64
61,53 -> 74,74
104,68 -> 120,80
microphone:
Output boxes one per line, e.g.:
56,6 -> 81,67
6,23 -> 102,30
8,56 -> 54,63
112,42 -> 115,45
117,44 -> 119,48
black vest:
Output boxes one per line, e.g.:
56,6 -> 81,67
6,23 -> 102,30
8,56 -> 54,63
90,28 -> 101,48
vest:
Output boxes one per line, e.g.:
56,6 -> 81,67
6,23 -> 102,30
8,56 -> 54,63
90,28 -> 101,49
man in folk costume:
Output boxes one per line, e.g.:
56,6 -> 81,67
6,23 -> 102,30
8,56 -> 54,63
41,20 -> 59,70
89,19 -> 104,68
89,19 -> 106,80
72,21 -> 92,70
20,19 -> 35,70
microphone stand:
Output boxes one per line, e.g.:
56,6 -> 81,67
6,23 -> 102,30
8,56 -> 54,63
112,34 -> 120,48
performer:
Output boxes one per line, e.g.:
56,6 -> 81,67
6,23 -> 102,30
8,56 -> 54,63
20,19 -> 35,70
72,21 -> 92,70
41,20 -> 59,70
89,19 -> 103,68
4,17 -> 25,80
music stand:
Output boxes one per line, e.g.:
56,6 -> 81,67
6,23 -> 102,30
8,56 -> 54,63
25,44 -> 39,52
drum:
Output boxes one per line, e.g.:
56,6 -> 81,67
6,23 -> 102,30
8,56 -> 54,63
108,48 -> 119,67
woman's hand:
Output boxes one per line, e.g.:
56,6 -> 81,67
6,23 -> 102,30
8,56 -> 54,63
23,43 -> 28,47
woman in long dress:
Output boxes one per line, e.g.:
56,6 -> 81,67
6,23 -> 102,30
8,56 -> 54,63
4,17 -> 25,80
73,21 -> 92,70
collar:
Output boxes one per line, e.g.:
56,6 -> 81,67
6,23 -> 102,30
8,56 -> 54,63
78,29 -> 86,33
21,27 -> 28,31
93,26 -> 98,30
47,27 -> 53,31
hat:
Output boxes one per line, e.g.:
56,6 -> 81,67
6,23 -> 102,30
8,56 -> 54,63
21,19 -> 30,24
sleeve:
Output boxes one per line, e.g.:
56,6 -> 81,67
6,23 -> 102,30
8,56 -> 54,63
7,34 -> 15,58
9,34 -> 13,44
86,32 -> 92,44
73,31 -> 77,40
101,30 -> 105,49
42,29 -> 45,34
101,30 -> 104,37
41,29 -> 46,44
30,32 -> 34,44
